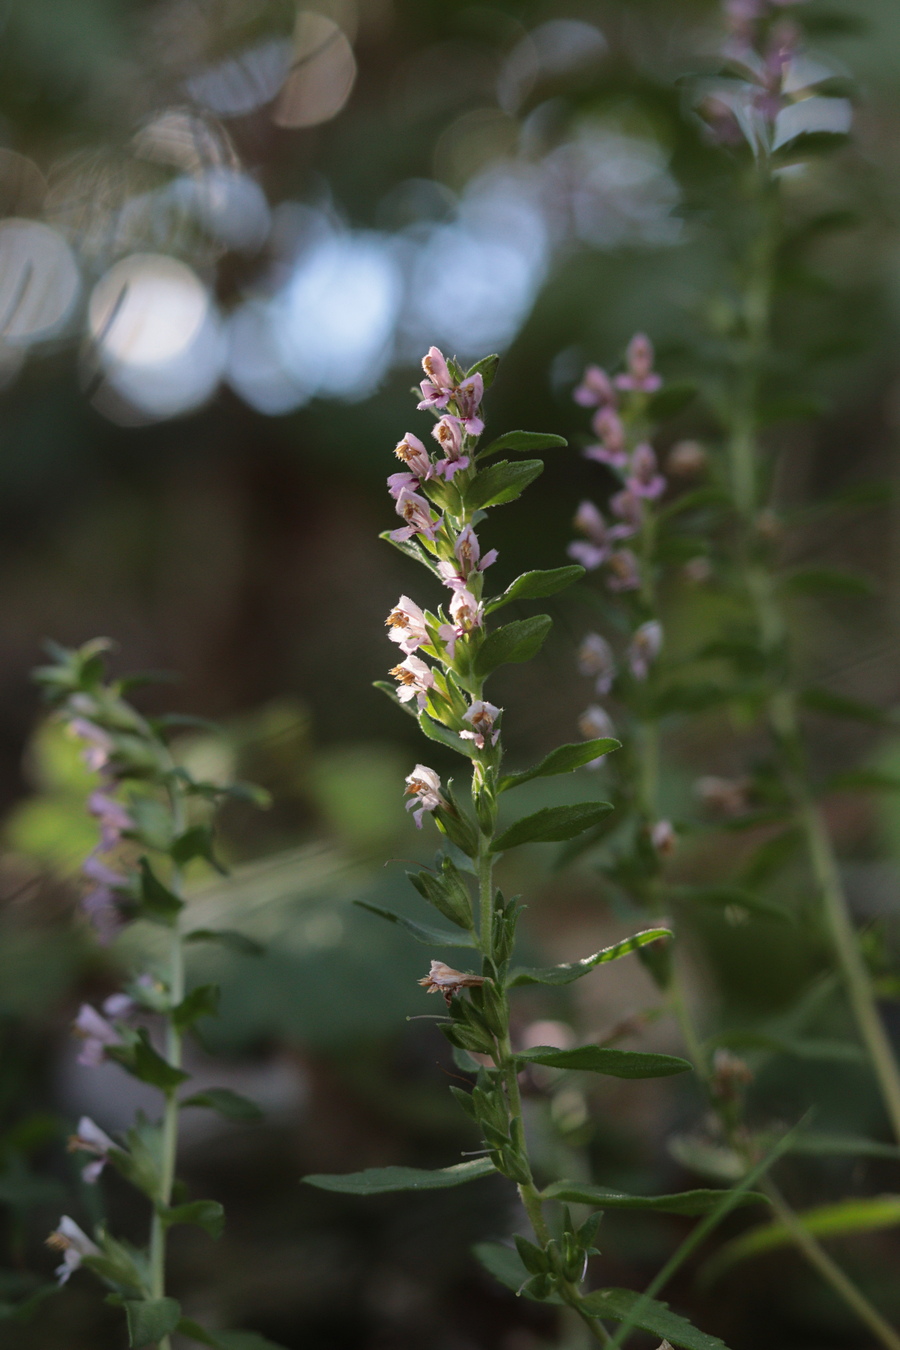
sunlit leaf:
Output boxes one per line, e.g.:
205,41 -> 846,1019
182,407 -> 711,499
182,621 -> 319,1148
478,430 -> 567,459
508,928 -> 671,987
499,739 -> 620,792
466,459 -> 544,510
486,566 -> 584,614
473,615 -> 552,679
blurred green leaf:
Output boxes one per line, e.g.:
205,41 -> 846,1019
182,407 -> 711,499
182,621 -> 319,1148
508,927 -> 671,987
354,901 -> 477,948
800,687 -> 892,724
646,382 -> 697,420
172,983 -> 220,1033
515,1045 -> 691,1078
498,739 -> 620,792
160,1199 -> 224,1238
542,1182 -> 767,1215
181,1089 -> 262,1122
184,929 -> 265,956
304,1157 -> 496,1194
493,801 -> 613,850
780,566 -> 876,598
138,857 -> 183,926
124,1297 -> 182,1347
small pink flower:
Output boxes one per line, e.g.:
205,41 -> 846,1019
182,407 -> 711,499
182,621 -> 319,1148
609,489 -> 643,532
578,704 -> 615,741
68,719 -> 115,773
389,654 -> 435,710
628,620 -> 663,679
585,407 -> 628,469
394,432 -> 433,480
606,550 -> 642,592
578,633 -> 617,694
385,595 -> 429,655
67,1116 -> 117,1184
460,700 -> 501,750
454,373 -> 484,436
432,416 -> 470,479
627,443 -> 667,500
46,1216 -> 100,1284
417,346 -> 454,411
438,588 -> 483,659
390,488 -> 440,543
87,791 -> 133,851
567,500 -> 619,571
404,764 -> 446,827
73,1004 -> 122,1068
573,365 -> 615,408
437,524 -> 498,590
387,471 -> 419,500
615,333 -> 662,393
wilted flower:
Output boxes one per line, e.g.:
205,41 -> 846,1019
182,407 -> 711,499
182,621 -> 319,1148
615,333 -> 662,393
628,620 -> 663,679
389,654 -> 435,710
437,524 -> 498,590
606,549 -> 641,592
67,718 -> 115,773
650,819 -> 677,855
667,440 -> 707,477
386,595 -> 430,655
72,1003 -> 123,1068
460,700 -> 501,749
573,365 -> 615,409
431,416 -> 470,479
391,488 -> 440,543
627,444 -> 667,500
418,960 -> 486,1006
438,588 -> 483,659
46,1216 -> 100,1285
404,764 -> 446,828
67,1117 -> 117,1184
577,633 -> 617,694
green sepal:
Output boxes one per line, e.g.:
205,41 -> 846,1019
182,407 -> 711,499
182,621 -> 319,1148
478,430 -> 567,459
354,900 -> 477,948
485,565 -> 583,614
492,801 -> 613,851
541,1181 -> 767,1215
514,1234 -> 549,1275
473,615 -> 552,679
508,927 -> 671,987
172,984 -> 220,1033
448,1085 -> 478,1119
137,858 -> 183,926
158,1199 -> 224,1238
499,739 -> 620,792
465,459 -> 544,511
123,1297 -> 182,1347
181,1089 -> 263,1122
303,1157 -> 496,1194
184,929 -> 265,956
515,1045 -> 691,1078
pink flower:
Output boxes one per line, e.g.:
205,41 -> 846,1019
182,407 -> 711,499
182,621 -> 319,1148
73,1004 -> 122,1068
573,364 -> 615,408
437,524 -> 498,590
454,373 -> 484,436
390,488 -> 440,543
651,819 -> 677,855
417,346 -> 454,411
87,792 -> 133,851
432,417 -> 470,479
585,407 -> 628,471
567,500 -> 621,571
628,620 -> 663,679
438,588 -> 483,659
609,489 -> 643,532
67,1116 -> 117,1184
404,764 -> 446,828
389,654 -> 434,710
387,471 -> 419,500
578,704 -> 616,768
386,595 -> 429,655
615,333 -> 662,393
68,718 -> 115,773
578,633 -> 617,694
627,443 -> 667,500
46,1216 -> 100,1284
606,550 -> 641,592
394,432 -> 433,480
460,700 -> 501,750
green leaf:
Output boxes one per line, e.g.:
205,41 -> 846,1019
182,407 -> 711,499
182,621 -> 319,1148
178,1325 -> 291,1350
507,927 -> 672,987
465,353 -> 499,389
138,858 -> 183,926
171,825 -> 223,870
172,984 -> 220,1033
373,679 -> 418,719
181,1089 -> 263,1122
799,687 -> 891,725
657,486 -> 730,524
541,1182 -> 767,1216
378,530 -> 443,579
473,615 -> 552,679
499,740 -> 620,792
515,1045 -> 691,1079
704,1195 -> 900,1282
124,1297 -> 182,1347
709,1030 -> 864,1064
478,430 -> 567,459
417,712 -> 471,759
780,566 -> 876,598
492,801 -> 613,851
303,1157 -> 497,1195
160,1199 -> 224,1238
675,885 -> 794,925
465,459 -> 544,511
646,381 -> 697,420
485,566 -> 584,614
824,769 -> 900,794
184,929 -> 265,956
776,1131 -> 900,1160
354,901 -> 477,948
579,1289 -> 730,1350
111,1032 -> 189,1089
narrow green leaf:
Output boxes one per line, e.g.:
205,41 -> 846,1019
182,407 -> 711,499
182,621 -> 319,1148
171,824 -> 223,870
657,486 -> 730,524
478,430 -> 567,459
492,801 -> 613,851
704,1195 -> 900,1282
354,901 -> 478,948
708,1030 -> 864,1064
111,1032 -> 189,1089
378,530 -> 442,579
184,929 -> 265,956
181,1089 -> 263,1122
675,885 -> 794,925
417,712 -> 472,758
541,1182 -> 767,1216
800,687 -> 891,724
473,1241 -> 564,1303
499,739 -> 620,792
473,615 -> 552,679
303,1157 -> 496,1195
138,858 -> 183,926
465,459 -> 544,511
172,984 -> 220,1033
373,679 -> 418,719
465,353 -> 500,389
160,1199 -> 225,1238
579,1290 -> 731,1350
780,566 -> 876,598
774,1130 -> 900,1160
124,1297 -> 182,1347
515,1045 -> 691,1079
486,566 -> 584,615
508,927 -> 671,987
824,769 -> 900,794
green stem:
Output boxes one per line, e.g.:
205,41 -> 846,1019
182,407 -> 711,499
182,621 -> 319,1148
477,842 -> 494,957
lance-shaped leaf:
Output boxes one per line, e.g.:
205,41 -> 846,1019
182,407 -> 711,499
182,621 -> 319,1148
111,1031 -> 190,1090
703,1195 -> 900,1283
478,430 -> 568,459
378,529 -> 443,579
541,1181 -> 768,1216
465,459 -> 544,511
473,614 -> 552,679
499,739 -> 621,792
417,712 -> 472,759
373,679 -> 418,719
578,1290 -> 730,1350
178,1323 -> 291,1350
181,1088 -> 263,1121
772,1130 -> 900,1160
354,901 -> 478,948
124,1297 -> 182,1348
184,929 -> 265,956
138,858 -> 183,926
800,686 -> 892,724
492,801 -> 613,851
465,353 -> 500,389
516,1045 -> 691,1078
171,824 -> 224,871
172,984 -> 220,1033
780,566 -> 876,598
304,1156 -> 496,1195
508,927 -> 671,987
485,565 -> 584,614
159,1199 -> 225,1238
